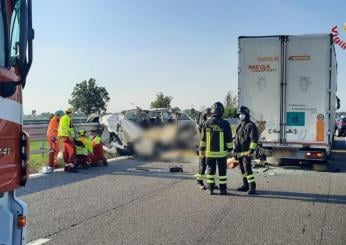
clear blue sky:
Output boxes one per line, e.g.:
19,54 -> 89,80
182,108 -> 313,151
25,0 -> 346,114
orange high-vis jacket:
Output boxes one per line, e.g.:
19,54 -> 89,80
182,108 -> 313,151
47,116 -> 60,139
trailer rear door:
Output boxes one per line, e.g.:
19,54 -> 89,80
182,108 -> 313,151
284,35 -> 330,146
238,37 -> 282,144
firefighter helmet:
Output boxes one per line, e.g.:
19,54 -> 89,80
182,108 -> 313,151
211,102 -> 224,116
237,106 -> 250,117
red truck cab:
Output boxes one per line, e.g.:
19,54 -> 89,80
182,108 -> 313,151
0,0 -> 33,244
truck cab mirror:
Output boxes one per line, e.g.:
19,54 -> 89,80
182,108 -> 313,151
8,0 -> 33,87
0,0 -> 33,98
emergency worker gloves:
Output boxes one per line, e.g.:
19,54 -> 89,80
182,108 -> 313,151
233,150 -> 254,160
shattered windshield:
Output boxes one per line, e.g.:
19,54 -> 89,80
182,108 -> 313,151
125,111 -> 145,122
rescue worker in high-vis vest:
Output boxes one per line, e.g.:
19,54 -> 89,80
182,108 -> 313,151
234,106 -> 259,195
196,107 -> 211,189
199,102 -> 233,195
46,111 -> 63,170
89,130 -> 108,166
75,130 -> 93,168
58,108 -> 77,172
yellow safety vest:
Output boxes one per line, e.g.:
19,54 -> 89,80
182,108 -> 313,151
58,114 -> 74,137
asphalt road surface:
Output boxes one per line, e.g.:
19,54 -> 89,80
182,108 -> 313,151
20,138 -> 346,245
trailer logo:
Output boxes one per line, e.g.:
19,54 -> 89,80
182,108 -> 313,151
248,64 -> 277,72
257,56 -> 279,62
0,147 -> 12,155
331,25 -> 346,50
256,76 -> 267,91
299,76 -> 312,92
287,112 -> 305,126
317,114 -> 324,121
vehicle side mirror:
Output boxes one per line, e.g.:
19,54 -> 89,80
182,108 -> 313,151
8,0 -> 33,87
18,0 -> 34,87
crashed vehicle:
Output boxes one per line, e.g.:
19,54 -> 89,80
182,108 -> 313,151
88,108 -> 198,157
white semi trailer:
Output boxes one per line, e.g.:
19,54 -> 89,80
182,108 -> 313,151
238,34 -> 338,164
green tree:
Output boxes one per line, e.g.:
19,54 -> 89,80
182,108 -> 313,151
150,92 -> 173,108
224,90 -> 238,118
69,78 -> 110,115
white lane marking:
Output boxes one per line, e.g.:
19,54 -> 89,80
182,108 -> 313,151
27,238 -> 50,245
0,96 -> 22,124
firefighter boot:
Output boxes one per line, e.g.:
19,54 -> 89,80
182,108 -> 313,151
220,189 -> 228,195
103,158 -> 108,166
207,185 -> 215,195
65,163 -> 78,173
197,180 -> 206,190
248,182 -> 256,195
237,177 -> 249,192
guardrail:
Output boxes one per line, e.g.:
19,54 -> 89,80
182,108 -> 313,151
24,122 -> 99,155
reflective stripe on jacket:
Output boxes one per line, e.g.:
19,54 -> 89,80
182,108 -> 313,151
199,116 -> 233,158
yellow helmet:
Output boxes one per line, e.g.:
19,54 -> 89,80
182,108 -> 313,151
79,130 -> 86,136
65,108 -> 73,114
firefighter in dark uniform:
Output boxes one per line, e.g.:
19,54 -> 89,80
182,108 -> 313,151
234,106 -> 259,195
200,102 -> 233,195
196,108 -> 211,189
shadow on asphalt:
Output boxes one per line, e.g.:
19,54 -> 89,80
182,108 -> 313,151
229,190 -> 346,205
263,137 -> 346,173
18,159 -> 194,197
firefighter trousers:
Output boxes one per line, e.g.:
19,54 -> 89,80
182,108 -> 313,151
239,156 -> 256,190
206,157 -> 227,190
196,157 -> 207,185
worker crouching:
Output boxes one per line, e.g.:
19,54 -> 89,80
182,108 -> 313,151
75,130 -> 93,169
199,102 -> 233,195
89,130 -> 108,166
